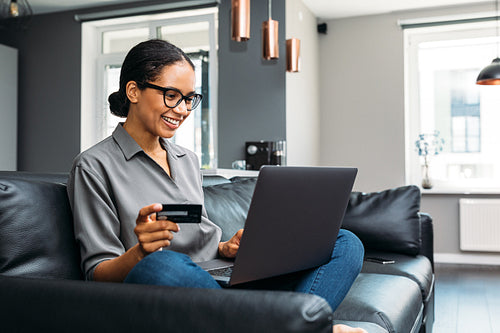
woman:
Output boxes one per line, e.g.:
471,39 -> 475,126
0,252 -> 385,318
68,39 -> 366,333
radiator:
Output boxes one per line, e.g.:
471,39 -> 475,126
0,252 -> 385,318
459,198 -> 500,252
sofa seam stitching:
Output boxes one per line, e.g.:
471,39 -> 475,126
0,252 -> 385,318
376,311 -> 395,333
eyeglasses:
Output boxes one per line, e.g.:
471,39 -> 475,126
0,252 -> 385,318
139,82 -> 203,111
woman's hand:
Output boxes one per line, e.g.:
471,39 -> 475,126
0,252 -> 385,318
218,229 -> 243,258
93,203 -> 178,282
134,203 -> 180,257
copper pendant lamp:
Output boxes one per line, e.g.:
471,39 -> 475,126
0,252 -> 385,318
0,0 -> 33,30
286,38 -> 300,72
262,0 -> 279,60
231,0 -> 250,42
477,0 -> 500,85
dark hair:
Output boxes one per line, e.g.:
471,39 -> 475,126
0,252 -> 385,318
108,39 -> 195,117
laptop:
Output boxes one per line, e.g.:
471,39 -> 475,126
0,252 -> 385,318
197,166 -> 357,287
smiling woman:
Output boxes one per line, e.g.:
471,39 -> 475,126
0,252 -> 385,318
69,39 -> 225,284
119,52 -> 199,154
81,7 -> 218,169
68,40 -> 366,333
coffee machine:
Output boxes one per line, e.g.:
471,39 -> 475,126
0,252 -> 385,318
245,140 -> 286,170
245,141 -> 272,170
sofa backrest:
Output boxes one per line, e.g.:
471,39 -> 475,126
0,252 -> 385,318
0,173 -> 237,280
203,177 -> 256,241
203,178 -> 423,256
0,171 -> 424,281
0,174 -> 82,279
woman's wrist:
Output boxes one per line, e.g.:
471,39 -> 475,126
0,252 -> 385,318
94,245 -> 145,283
133,243 -> 147,261
218,241 -> 226,258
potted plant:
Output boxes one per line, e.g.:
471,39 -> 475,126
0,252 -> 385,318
415,131 -> 445,189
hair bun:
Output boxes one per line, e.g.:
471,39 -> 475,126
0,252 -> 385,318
108,91 -> 129,118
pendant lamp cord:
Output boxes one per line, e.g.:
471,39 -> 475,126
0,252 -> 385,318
268,0 -> 272,20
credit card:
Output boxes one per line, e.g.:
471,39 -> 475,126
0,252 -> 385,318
157,204 -> 202,223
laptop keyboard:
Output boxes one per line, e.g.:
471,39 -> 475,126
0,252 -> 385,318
207,266 -> 233,277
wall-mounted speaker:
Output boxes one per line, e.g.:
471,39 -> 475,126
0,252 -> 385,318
317,23 -> 327,34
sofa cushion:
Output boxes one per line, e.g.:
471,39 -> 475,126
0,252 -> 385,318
362,251 -> 434,302
202,175 -> 232,187
0,178 -> 82,279
203,178 -> 257,241
333,273 -> 423,333
342,185 -> 421,255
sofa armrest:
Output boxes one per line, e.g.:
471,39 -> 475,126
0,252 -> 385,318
418,212 -> 434,270
0,275 -> 333,333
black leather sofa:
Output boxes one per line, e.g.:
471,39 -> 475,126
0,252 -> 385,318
0,171 -> 434,333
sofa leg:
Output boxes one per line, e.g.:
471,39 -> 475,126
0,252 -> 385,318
420,290 -> 435,333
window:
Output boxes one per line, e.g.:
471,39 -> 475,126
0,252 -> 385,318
81,8 -> 218,168
405,21 -> 500,190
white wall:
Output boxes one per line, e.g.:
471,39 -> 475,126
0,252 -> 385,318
318,13 -> 406,192
0,44 -> 18,171
285,0 -> 320,166
318,3 -> 500,263
318,3 -> 495,193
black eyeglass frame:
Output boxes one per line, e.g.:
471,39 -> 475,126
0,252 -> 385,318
139,82 -> 203,111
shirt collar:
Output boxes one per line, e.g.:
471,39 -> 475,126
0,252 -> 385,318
159,137 -> 187,160
112,123 -> 187,160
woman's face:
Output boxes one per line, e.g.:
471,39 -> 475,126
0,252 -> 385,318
127,61 -> 196,139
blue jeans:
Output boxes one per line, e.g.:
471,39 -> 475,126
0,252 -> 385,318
124,229 -> 364,311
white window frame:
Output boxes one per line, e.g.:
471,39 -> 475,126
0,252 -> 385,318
405,20 -> 500,192
81,8 -> 218,167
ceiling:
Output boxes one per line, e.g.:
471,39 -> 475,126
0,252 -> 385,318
302,0 -> 492,20
26,0 -> 494,19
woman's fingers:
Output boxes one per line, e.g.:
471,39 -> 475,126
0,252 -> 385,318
136,203 -> 163,223
135,220 -> 179,253
135,203 -> 180,254
140,239 -> 174,253
136,221 -> 178,243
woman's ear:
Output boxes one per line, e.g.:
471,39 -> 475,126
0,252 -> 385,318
126,81 -> 140,104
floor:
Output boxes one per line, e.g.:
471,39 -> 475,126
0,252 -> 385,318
433,263 -> 500,333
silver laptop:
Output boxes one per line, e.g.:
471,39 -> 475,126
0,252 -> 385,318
197,166 -> 357,287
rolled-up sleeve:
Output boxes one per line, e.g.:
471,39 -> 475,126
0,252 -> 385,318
68,164 -> 124,281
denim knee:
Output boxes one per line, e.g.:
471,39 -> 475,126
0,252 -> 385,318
336,229 -> 364,275
124,250 -> 221,289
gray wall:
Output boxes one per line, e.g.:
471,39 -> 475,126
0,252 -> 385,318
0,44 -> 18,171
16,12 -> 81,173
0,0 -> 286,171
0,12 -> 82,172
319,3 -> 500,263
217,0 -> 286,168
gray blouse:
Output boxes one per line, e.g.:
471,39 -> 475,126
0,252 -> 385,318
67,124 -> 222,280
